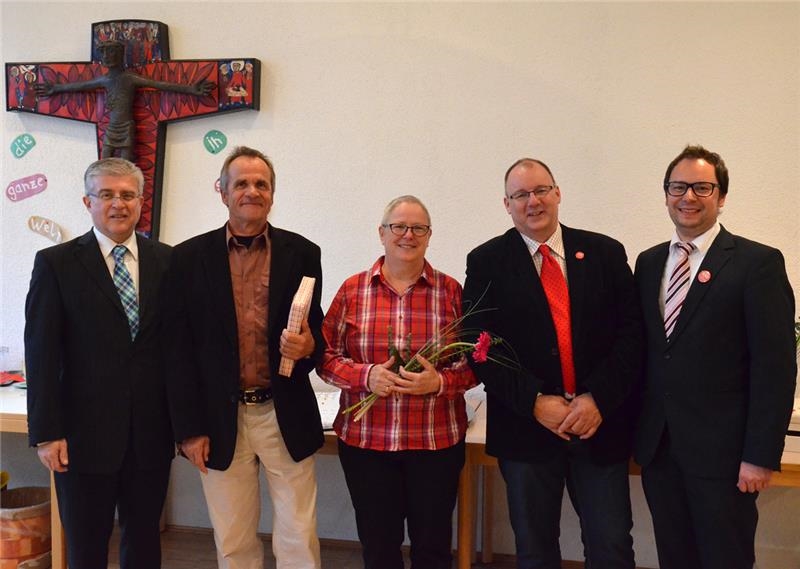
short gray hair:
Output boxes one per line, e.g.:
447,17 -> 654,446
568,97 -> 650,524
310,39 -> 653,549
83,158 -> 144,195
380,195 -> 431,226
219,146 -> 275,194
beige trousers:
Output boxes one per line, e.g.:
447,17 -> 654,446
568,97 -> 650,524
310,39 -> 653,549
200,401 -> 321,569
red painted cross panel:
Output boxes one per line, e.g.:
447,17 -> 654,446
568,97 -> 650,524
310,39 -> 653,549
6,20 -> 260,239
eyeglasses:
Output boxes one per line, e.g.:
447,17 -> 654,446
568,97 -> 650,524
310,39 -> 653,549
382,223 -> 431,237
664,181 -> 718,197
87,191 -> 142,202
507,186 -> 556,202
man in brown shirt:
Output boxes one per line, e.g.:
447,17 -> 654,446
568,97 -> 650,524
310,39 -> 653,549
228,222 -> 271,392
165,146 -> 325,569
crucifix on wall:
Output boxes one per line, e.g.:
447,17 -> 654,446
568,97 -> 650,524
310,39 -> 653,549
6,19 -> 261,239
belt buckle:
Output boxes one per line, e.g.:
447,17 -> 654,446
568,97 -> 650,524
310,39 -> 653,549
241,388 -> 270,405
242,388 -> 260,405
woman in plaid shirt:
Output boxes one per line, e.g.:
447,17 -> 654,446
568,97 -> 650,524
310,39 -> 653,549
318,195 -> 476,569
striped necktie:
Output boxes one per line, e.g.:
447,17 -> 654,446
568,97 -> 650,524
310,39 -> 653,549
112,245 -> 140,340
538,244 -> 576,398
664,241 -> 695,338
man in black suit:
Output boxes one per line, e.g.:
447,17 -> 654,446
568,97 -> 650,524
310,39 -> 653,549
463,158 -> 642,569
25,158 -> 173,569
164,146 -> 324,569
634,145 -> 796,569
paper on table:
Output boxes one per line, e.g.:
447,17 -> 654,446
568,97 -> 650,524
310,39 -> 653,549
315,390 -> 341,430
465,384 -> 485,424
278,276 -> 316,377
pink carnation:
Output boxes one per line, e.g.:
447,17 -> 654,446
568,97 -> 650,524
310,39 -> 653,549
472,331 -> 492,363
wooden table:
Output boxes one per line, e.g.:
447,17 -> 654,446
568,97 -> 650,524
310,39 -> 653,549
455,399 -> 800,569
0,386 -> 66,569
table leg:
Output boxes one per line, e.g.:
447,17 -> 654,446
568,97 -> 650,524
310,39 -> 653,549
50,471 -> 66,569
457,460 -> 475,569
481,465 -> 494,563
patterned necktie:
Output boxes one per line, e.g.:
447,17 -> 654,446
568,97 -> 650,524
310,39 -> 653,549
112,245 -> 140,340
538,244 -> 576,397
663,241 -> 695,338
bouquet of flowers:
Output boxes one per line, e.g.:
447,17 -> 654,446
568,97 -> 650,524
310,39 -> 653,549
343,301 -> 518,422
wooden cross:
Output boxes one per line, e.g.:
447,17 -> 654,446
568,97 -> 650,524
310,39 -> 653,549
5,19 -> 260,239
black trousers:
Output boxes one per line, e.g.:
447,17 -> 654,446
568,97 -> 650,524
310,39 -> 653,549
338,438 -> 465,569
641,432 -> 758,569
54,443 -> 170,569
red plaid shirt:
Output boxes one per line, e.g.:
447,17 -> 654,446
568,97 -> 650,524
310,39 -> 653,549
318,257 -> 476,451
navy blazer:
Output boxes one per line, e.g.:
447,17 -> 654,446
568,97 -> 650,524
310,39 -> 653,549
634,226 -> 796,476
463,225 -> 642,464
25,230 -> 174,473
164,224 -> 324,469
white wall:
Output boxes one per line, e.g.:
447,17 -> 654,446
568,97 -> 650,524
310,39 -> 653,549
1,2 -> 798,568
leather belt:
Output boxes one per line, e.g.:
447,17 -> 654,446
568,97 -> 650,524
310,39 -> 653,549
239,387 -> 273,405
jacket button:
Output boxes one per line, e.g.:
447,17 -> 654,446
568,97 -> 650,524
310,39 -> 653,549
664,354 -> 671,360
551,347 -> 558,356
230,394 -> 238,403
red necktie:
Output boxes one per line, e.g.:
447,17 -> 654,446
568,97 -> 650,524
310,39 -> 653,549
538,244 -> 576,397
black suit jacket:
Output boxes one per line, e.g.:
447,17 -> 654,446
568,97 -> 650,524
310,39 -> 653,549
25,230 -> 174,473
463,226 -> 642,464
164,224 -> 324,469
634,226 -> 796,476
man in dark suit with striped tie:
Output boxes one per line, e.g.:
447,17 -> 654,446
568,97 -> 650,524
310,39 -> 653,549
634,145 -> 796,569
25,158 -> 173,569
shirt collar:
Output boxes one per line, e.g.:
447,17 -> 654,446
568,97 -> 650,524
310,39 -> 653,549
369,256 -> 434,287
519,224 -> 565,260
93,227 -> 138,261
670,221 -> 720,256
226,222 -> 270,249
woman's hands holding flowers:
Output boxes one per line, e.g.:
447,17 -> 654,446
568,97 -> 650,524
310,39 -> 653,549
394,355 -> 442,396
368,356 -> 399,397
367,354 -> 441,397
343,290 -> 519,422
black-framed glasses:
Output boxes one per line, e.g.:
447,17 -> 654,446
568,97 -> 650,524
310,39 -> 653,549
664,181 -> 718,197
87,191 -> 142,202
507,186 -> 556,202
382,223 -> 431,237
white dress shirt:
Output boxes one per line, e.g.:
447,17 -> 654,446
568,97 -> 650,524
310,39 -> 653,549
93,227 -> 140,301
658,221 -> 720,317
519,224 -> 569,285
